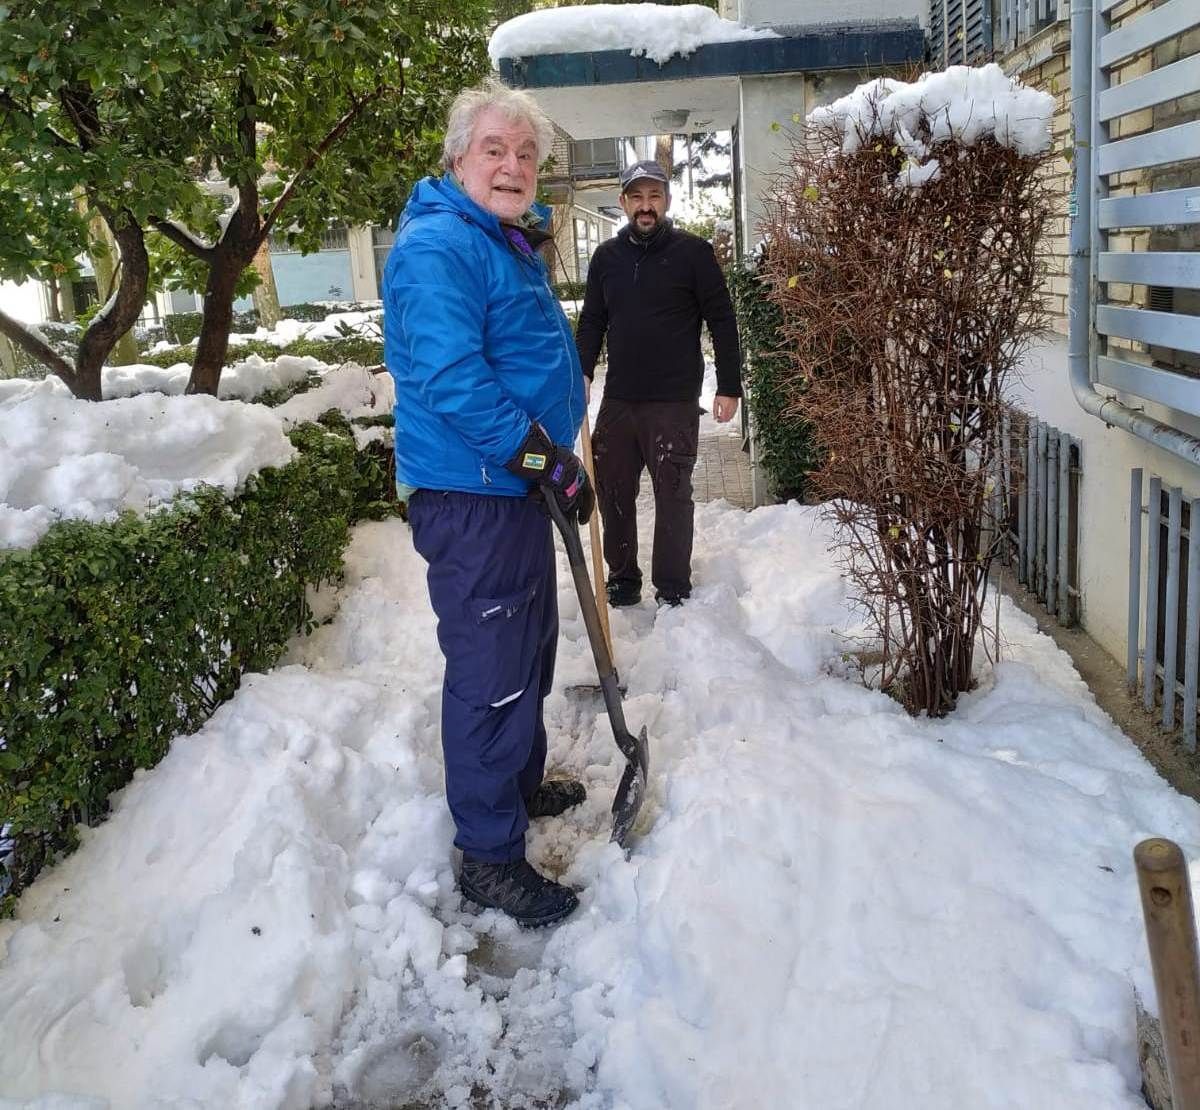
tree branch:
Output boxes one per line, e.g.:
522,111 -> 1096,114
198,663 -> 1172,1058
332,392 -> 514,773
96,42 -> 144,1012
0,308 -> 79,391
57,84 -> 101,152
0,91 -> 79,152
152,219 -> 217,263
259,78 -> 398,243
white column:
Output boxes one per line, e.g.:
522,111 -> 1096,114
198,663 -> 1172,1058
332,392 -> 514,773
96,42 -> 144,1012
347,225 -> 378,301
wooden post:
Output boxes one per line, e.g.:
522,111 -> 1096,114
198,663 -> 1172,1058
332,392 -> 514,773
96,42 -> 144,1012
1135,837 -> 1200,1109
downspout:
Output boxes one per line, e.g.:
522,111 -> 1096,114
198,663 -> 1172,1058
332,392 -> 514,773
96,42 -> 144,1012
1068,0 -> 1200,465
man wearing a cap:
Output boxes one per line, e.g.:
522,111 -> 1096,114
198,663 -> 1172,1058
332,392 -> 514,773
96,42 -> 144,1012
575,159 -> 742,608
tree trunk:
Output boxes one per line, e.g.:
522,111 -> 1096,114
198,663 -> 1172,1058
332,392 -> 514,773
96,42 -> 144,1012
188,249 -> 245,396
188,71 -> 263,397
76,193 -> 140,367
655,134 -> 673,181
74,213 -> 151,402
57,276 -> 76,323
0,333 -> 17,378
45,274 -> 63,324
250,235 -> 282,330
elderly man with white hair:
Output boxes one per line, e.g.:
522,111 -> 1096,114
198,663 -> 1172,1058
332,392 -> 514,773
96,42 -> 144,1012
383,79 -> 591,927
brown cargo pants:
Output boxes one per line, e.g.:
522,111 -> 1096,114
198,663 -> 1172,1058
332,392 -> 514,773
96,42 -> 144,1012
591,397 -> 700,601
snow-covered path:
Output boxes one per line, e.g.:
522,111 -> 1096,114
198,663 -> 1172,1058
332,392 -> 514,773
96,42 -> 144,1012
1,500 -> 1196,1109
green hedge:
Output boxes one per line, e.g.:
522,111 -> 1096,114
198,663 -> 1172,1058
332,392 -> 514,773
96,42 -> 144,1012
552,280 -> 586,301
728,264 -> 818,502
160,303 -> 379,346
137,335 -> 384,373
0,419 -> 395,909
163,310 -> 258,346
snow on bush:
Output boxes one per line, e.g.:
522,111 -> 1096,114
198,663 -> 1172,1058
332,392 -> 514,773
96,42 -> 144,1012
0,304 -> 395,549
762,65 -> 1054,715
0,383 -> 297,550
808,64 -> 1054,190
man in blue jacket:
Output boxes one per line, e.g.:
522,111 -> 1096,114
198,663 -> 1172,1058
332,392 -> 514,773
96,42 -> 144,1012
384,80 -> 591,927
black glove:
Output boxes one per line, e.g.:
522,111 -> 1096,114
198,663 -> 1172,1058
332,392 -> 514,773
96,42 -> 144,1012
504,422 -> 595,525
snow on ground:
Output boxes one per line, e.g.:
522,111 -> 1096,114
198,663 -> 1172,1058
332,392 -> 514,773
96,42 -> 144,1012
489,3 -> 778,66
2,474 -> 1197,1106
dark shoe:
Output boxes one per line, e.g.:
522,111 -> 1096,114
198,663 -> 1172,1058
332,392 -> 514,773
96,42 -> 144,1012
607,579 -> 642,607
526,778 -> 586,819
655,590 -> 688,608
459,857 -> 579,928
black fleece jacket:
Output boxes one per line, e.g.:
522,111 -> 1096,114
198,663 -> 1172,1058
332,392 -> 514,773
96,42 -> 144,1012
574,222 -> 742,403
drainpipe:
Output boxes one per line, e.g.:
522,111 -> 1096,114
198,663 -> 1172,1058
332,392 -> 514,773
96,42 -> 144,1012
1067,0 -> 1200,466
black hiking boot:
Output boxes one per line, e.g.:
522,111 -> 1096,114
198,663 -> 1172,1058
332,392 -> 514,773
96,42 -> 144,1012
459,857 -> 579,928
607,579 -> 641,607
526,778 -> 586,819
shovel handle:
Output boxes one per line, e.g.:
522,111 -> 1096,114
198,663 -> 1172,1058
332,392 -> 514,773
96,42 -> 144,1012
579,410 -> 613,658
546,494 -> 639,763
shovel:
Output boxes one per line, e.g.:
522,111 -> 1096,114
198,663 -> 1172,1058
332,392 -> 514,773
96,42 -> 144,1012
545,492 -> 649,848
565,410 -> 626,697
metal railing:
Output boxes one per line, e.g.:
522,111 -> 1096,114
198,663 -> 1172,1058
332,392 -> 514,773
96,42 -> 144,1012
268,224 -> 350,255
1088,0 -> 1200,422
997,410 -> 1081,624
1128,469 -> 1200,749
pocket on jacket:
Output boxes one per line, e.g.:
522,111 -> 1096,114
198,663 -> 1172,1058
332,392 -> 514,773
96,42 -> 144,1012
447,579 -> 542,709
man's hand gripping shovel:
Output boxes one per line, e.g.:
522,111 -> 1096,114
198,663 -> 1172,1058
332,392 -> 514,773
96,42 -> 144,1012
544,490 -> 649,849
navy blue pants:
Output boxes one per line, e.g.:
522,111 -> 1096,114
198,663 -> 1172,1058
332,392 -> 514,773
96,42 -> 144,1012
408,490 -> 557,863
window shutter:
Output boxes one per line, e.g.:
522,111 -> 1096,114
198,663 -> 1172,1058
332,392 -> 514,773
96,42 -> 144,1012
929,0 -> 994,69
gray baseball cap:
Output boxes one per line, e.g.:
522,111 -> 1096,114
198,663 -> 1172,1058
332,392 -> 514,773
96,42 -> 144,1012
619,160 -> 670,192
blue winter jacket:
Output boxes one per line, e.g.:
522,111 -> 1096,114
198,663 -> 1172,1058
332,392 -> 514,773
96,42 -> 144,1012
383,176 -> 585,498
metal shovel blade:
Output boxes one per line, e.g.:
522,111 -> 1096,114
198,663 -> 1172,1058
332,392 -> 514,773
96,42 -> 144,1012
543,494 -> 650,850
611,725 -> 649,849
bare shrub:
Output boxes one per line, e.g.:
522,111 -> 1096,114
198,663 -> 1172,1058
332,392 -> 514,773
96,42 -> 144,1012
761,75 -> 1053,716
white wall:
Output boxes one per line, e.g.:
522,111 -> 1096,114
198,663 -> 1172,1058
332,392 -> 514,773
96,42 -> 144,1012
0,279 -> 49,324
1011,338 -> 1200,669
737,72 -> 862,243
737,74 -> 807,243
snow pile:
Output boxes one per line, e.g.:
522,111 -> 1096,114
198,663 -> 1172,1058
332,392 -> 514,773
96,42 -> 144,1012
0,495 -> 1195,1106
809,64 -> 1054,189
229,308 -> 383,349
95,353 -> 322,400
0,354 -> 321,406
0,382 -> 296,549
0,308 -> 392,549
489,3 -> 778,66
275,362 -> 395,446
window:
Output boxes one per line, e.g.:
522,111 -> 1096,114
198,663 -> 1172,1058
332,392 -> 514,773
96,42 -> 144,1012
994,0 -> 1064,57
372,226 -> 395,297
570,138 -> 621,179
574,217 -> 599,281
